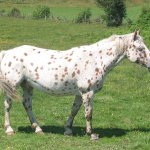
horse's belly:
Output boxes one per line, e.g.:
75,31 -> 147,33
27,78 -> 79,95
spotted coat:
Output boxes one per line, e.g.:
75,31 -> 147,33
0,30 -> 150,139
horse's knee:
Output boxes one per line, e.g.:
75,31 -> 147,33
85,111 -> 92,121
4,98 -> 12,111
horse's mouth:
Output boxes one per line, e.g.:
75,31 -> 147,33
136,59 -> 147,68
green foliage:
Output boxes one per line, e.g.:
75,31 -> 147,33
0,9 -> 6,16
96,0 -> 126,26
8,7 -> 21,17
75,8 -> 92,23
33,5 -> 50,20
136,7 -> 150,28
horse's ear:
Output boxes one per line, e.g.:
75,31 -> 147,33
133,29 -> 139,41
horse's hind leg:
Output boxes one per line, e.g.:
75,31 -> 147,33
4,96 -> 14,135
21,81 -> 43,134
64,95 -> 82,135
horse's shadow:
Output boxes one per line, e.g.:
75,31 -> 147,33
18,125 -> 150,138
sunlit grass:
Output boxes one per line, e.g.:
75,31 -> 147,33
0,2 -> 150,149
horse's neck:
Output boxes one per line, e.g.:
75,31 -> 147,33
96,40 -> 126,73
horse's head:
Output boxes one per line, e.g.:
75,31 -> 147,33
126,30 -> 150,69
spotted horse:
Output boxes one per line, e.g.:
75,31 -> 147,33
0,30 -> 149,140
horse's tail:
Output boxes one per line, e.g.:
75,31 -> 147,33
0,51 -> 19,100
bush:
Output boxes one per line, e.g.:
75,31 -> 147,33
96,0 -> 126,26
130,7 -> 150,31
8,8 -> 21,18
136,7 -> 150,28
126,18 -> 133,26
0,9 -> 6,16
33,5 -> 50,20
75,8 -> 92,23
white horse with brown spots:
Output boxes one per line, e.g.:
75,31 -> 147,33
0,30 -> 149,140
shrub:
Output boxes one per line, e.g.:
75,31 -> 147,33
136,7 -> 150,28
0,9 -> 6,16
126,18 -> 133,26
75,8 -> 92,23
33,5 -> 50,20
8,8 -> 21,18
96,0 -> 126,26
130,7 -> 150,31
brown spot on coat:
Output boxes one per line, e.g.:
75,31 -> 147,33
68,59 -> 72,62
24,53 -> 28,56
87,79 -> 92,89
95,68 -> 99,73
86,60 -> 89,64
20,59 -> 24,62
8,62 -> 11,67
65,81 -> 68,86
54,82 -> 58,85
72,72 -> 75,78
55,74 -> 58,80
64,67 -> 68,72
30,63 -> 34,66
35,73 -> 39,80
77,70 -> 80,74
62,74 -> 65,78
88,79 -> 91,84
35,67 -> 38,72
69,52 -> 73,56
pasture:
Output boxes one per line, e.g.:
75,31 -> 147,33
0,0 -> 150,149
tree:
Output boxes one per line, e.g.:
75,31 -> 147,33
75,8 -> 92,23
33,5 -> 50,20
96,0 -> 126,26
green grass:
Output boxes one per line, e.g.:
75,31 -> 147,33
0,0 -> 150,22
0,2 -> 150,149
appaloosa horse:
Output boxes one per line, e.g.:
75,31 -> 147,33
0,30 -> 149,140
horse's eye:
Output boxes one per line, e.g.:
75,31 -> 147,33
138,46 -> 145,51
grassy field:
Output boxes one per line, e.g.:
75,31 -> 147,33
0,0 -> 150,22
0,1 -> 150,150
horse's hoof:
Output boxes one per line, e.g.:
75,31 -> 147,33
64,129 -> 73,136
90,133 -> 99,140
36,130 -> 44,135
36,131 -> 44,135
5,126 -> 14,136
6,131 -> 15,136
35,126 -> 44,134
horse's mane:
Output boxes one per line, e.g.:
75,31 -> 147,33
103,33 -> 133,55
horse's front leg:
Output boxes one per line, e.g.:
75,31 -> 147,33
4,96 -> 14,135
82,90 -> 99,140
21,82 -> 43,134
64,95 -> 82,135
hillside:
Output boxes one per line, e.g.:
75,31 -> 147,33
1,0 -> 150,7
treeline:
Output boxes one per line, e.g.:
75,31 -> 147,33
0,0 -> 150,29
